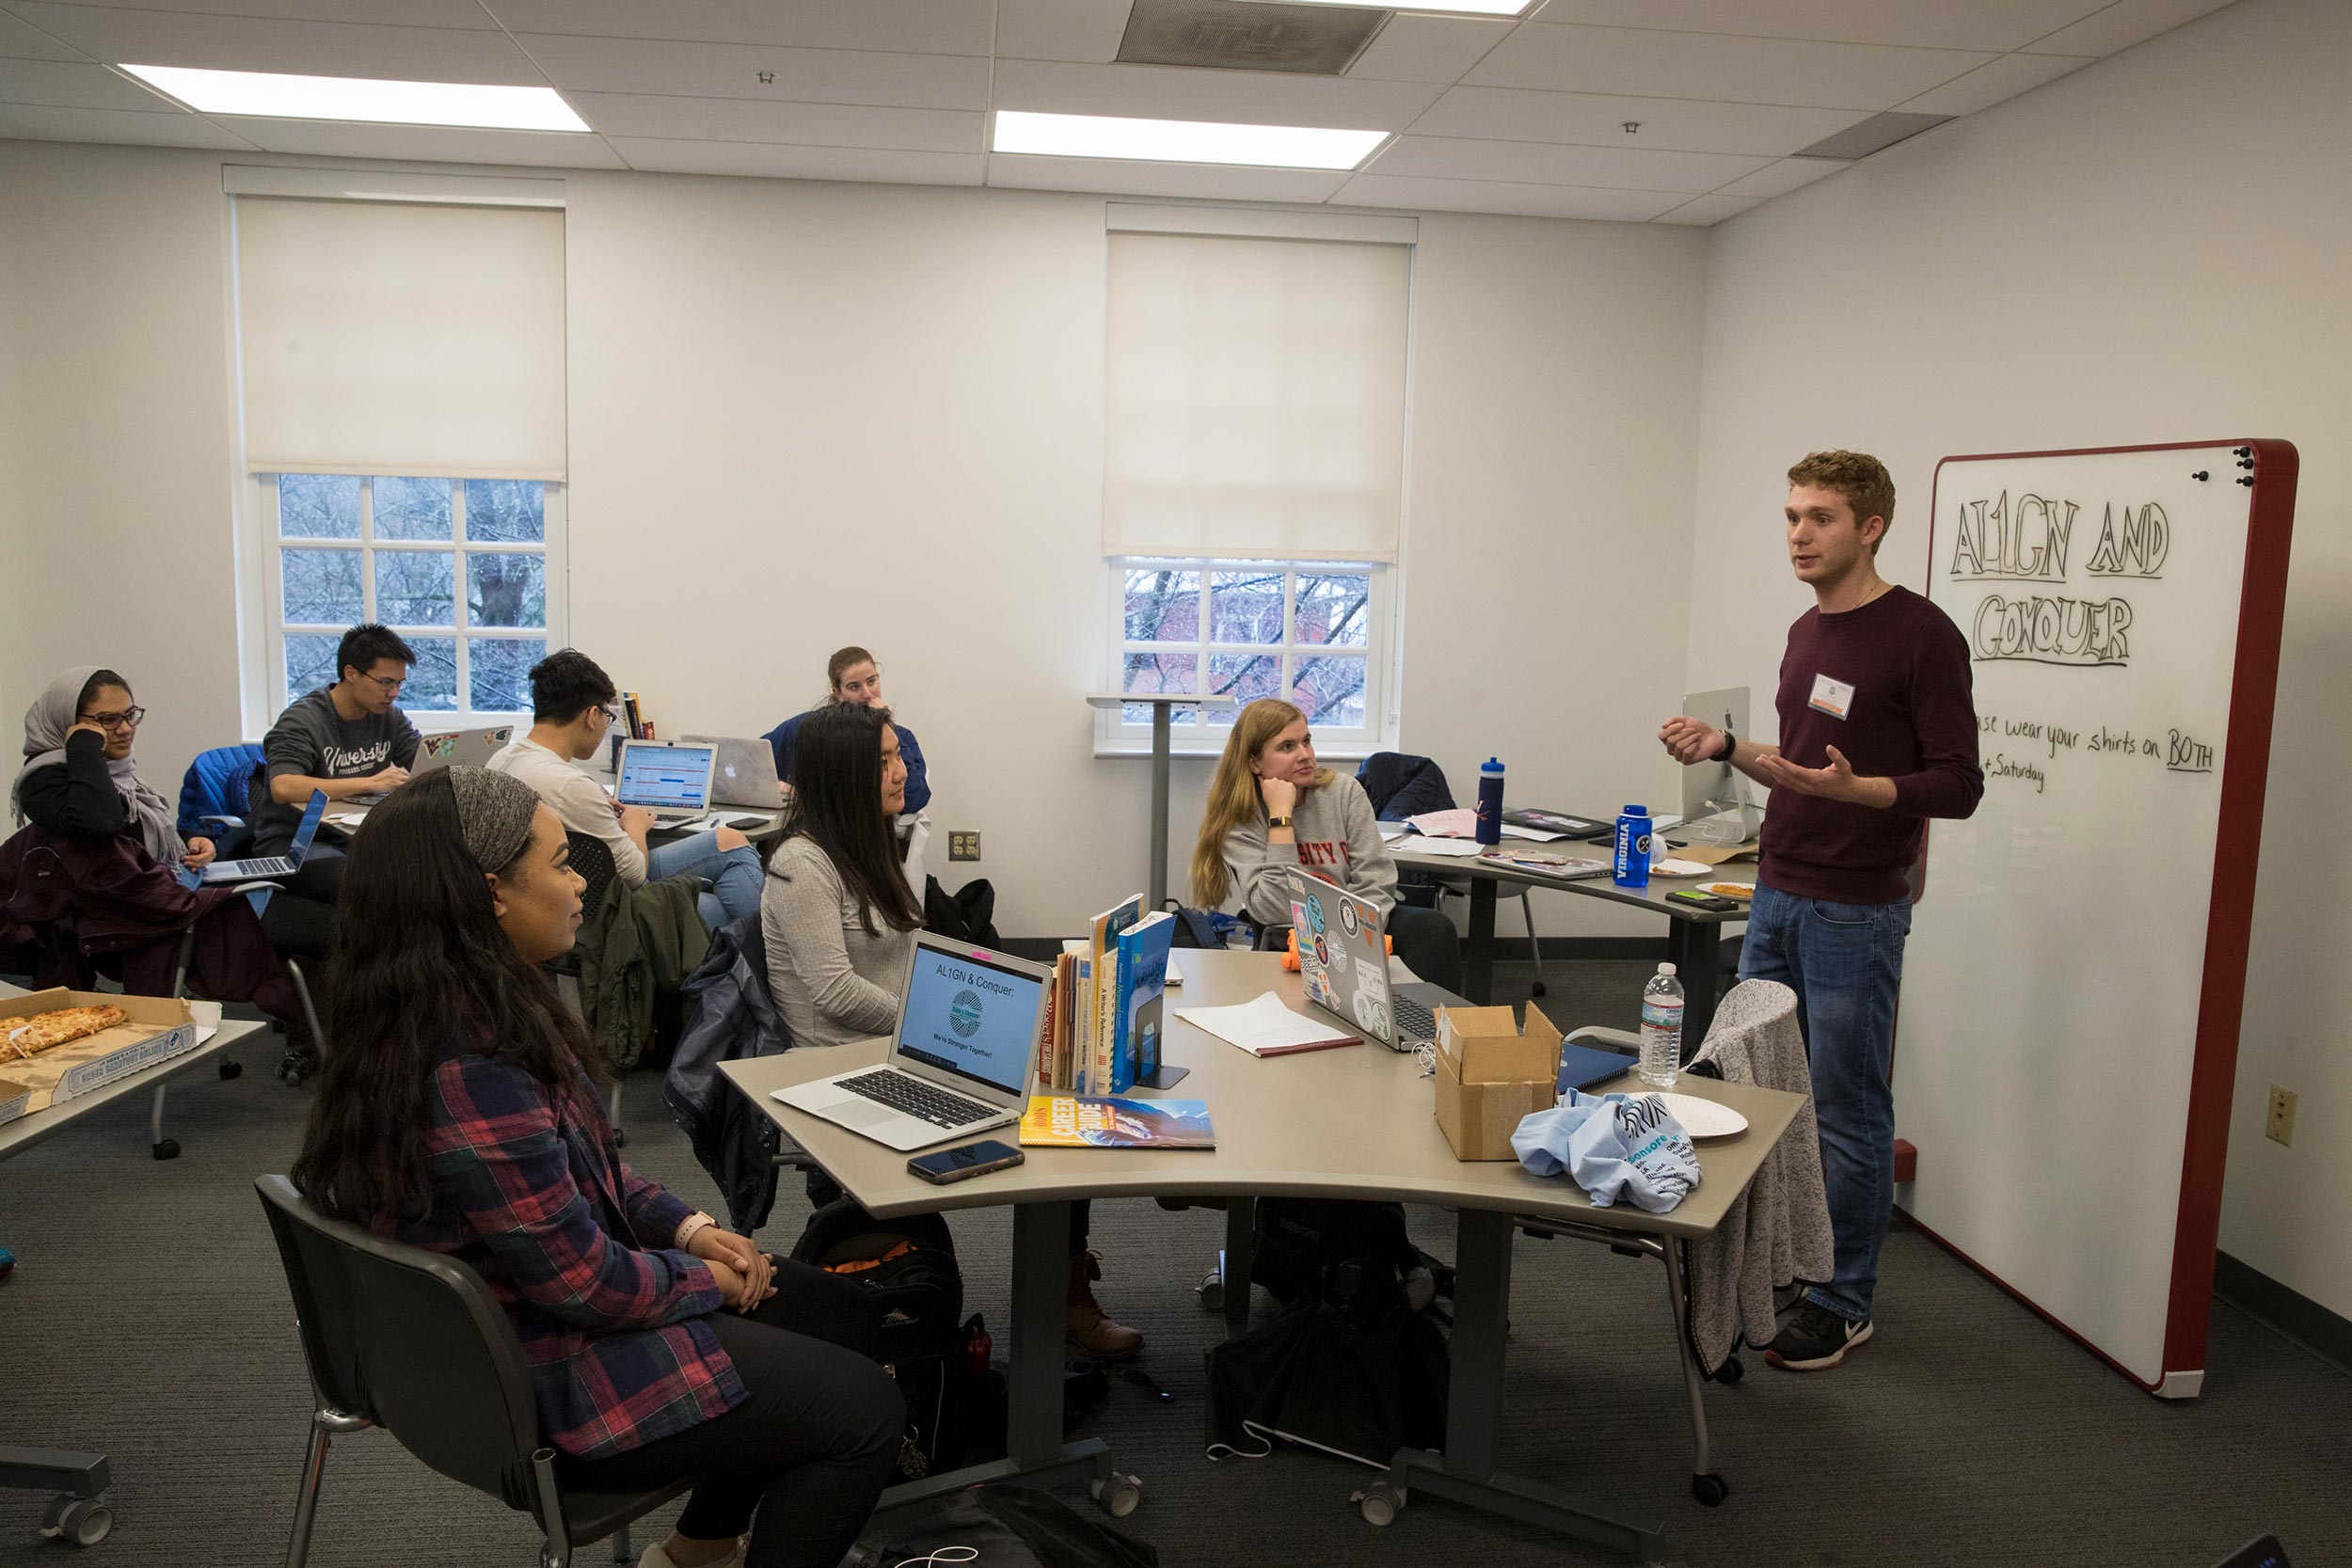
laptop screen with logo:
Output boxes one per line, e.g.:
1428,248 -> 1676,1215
895,942 -> 1045,1096
617,744 -> 714,810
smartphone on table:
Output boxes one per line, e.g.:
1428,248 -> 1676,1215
908,1139 -> 1025,1185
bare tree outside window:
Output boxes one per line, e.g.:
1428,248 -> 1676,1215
1114,558 -> 1386,742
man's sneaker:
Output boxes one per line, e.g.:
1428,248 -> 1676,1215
1763,1301 -> 1873,1370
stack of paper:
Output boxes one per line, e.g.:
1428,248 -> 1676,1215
1174,991 -> 1359,1057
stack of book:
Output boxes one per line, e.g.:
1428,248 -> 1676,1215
1038,895 -> 1176,1097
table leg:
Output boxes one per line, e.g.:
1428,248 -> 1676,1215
1669,918 -> 1723,1056
1463,879 -> 1498,1005
1148,705 -> 1172,911
1222,1196 -> 1255,1329
1379,1209 -> 1662,1556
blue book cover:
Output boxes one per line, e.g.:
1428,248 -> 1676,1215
1112,911 -> 1177,1092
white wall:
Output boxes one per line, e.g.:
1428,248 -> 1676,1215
1684,0 -> 2352,1319
0,139 -> 1706,942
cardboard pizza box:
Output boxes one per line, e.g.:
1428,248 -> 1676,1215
0,989 -> 202,1128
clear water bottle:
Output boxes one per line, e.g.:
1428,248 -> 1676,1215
1475,756 -> 1505,845
1639,962 -> 1684,1086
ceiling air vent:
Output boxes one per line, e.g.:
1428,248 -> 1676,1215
1791,110 -> 1957,161
1117,0 -> 1389,75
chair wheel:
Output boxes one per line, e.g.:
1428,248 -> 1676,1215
1716,1354 -> 1744,1385
1090,1473 -> 1141,1517
218,1057 -> 242,1080
1356,1481 -> 1406,1526
1530,981 -> 1548,997
152,1138 -> 181,1161
1197,1269 -> 1224,1311
42,1496 -> 113,1546
612,1126 -> 628,1148
1692,1472 -> 1728,1507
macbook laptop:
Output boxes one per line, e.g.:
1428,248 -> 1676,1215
680,733 -> 785,810
200,790 -> 327,885
409,724 -> 514,778
772,934 -> 1051,1151
1286,870 -> 1462,1053
614,739 -> 718,826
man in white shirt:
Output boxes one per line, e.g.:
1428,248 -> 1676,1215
488,649 -> 761,930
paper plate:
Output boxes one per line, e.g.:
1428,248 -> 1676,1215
1703,881 -> 1755,900
1649,858 -> 1712,877
1651,1092 -> 1749,1139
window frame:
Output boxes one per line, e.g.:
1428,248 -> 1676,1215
246,472 -> 567,731
1098,555 -> 1398,759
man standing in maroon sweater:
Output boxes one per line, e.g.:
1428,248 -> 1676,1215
1661,451 -> 1982,1370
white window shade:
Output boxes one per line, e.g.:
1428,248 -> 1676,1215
1104,232 -> 1409,563
234,197 -> 566,480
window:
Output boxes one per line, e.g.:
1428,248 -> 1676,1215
264,473 -> 564,717
1112,558 -> 1388,743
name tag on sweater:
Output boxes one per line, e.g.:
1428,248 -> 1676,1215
1808,673 -> 1856,720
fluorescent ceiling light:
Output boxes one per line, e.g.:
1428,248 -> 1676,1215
1232,0 -> 1538,13
119,64 -> 589,132
993,110 -> 1385,170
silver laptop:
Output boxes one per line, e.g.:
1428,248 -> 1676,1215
680,733 -> 784,810
1674,685 -> 1761,847
1286,870 -> 1460,1053
772,933 -> 1050,1151
201,790 -> 327,884
410,724 -> 514,778
614,739 -> 718,826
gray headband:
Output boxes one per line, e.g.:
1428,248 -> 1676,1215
444,765 -> 540,873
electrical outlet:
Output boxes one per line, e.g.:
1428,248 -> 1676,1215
2265,1086 -> 2296,1147
949,831 -> 980,863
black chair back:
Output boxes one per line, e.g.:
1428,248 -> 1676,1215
564,832 -> 619,927
254,1175 -> 551,1519
1355,752 -> 1455,820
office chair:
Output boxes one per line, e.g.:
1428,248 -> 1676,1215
254,1175 -> 696,1568
1354,752 -> 1545,996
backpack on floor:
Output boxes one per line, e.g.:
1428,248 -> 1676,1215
790,1198 -> 992,1476
1249,1198 -> 1448,1325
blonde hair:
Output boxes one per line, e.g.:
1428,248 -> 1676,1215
1189,700 -> 1335,910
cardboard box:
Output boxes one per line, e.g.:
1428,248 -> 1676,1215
0,990 -> 201,1130
1433,1001 -> 1564,1162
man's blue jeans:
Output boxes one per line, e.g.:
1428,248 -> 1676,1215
1738,879 -> 1913,1323
646,832 -> 761,930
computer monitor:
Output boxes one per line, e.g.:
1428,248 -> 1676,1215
1677,685 -> 1760,846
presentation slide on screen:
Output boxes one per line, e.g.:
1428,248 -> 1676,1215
901,953 -> 1039,1092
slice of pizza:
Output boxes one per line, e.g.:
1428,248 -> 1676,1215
1,1005 -> 131,1060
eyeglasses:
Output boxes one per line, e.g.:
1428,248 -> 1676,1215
79,707 -> 146,732
354,673 -> 405,695
597,703 -> 623,725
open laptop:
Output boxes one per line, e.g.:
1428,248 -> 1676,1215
1286,869 -> 1462,1053
680,733 -> 784,810
200,790 -> 327,885
772,933 -> 1051,1151
409,724 -> 514,778
614,739 -> 718,827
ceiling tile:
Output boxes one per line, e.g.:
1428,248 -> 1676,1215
215,115 -> 627,166
4,3 -> 544,84
515,33 -> 990,109
1331,172 -> 1687,221
483,0 -> 996,56
1712,154 -> 1841,198
1347,14 -> 1516,84
1414,85 -> 1867,156
568,92 -> 979,151
9,0 -> 497,24
2026,0 -> 2237,57
991,57 -> 1443,132
993,0 -> 1133,64
0,8 -> 90,60
1370,134 -> 1768,192
1528,1 -> 2110,55
607,136 -> 983,183
1896,49 -> 2093,116
1650,192 -> 1758,225
0,98 -> 255,145
1468,23 -> 1998,111
0,55 -> 173,109
986,150 -> 1350,203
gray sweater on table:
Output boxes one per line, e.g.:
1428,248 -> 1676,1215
1221,773 -> 1399,926
760,834 -> 916,1050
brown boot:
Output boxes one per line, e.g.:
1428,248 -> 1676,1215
1066,1249 -> 1144,1358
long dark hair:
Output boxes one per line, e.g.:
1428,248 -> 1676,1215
291,770 -> 605,1223
782,701 -> 922,938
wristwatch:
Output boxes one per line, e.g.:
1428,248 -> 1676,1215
675,1211 -> 715,1249
1711,730 -> 1737,763
1266,816 -> 1295,830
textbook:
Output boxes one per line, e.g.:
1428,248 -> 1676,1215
1018,1096 -> 1216,1150
1111,911 -> 1176,1093
1084,894 -> 1142,1096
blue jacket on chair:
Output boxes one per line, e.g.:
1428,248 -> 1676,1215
176,743 -> 266,857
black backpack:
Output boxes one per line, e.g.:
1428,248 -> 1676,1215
924,875 -> 1002,947
790,1198 -> 993,1477
1249,1198 -> 1451,1325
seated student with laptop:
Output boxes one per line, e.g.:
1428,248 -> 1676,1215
1192,699 -> 1463,993
763,702 -> 1142,1357
487,649 -> 761,930
764,646 -> 930,815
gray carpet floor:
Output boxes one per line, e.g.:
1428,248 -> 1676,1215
2,958 -> 2344,1568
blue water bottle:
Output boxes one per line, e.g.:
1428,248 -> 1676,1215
1475,757 -> 1505,846
1613,803 -> 1653,888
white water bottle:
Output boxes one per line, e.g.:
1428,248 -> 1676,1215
1639,963 -> 1684,1087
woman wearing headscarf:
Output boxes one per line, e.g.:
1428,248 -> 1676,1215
11,667 -> 211,865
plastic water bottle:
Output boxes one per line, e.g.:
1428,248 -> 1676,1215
1613,803 -> 1653,888
1640,963 -> 1684,1086
1475,757 -> 1505,845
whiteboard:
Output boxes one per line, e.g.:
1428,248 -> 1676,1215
1896,440 -> 2296,1395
